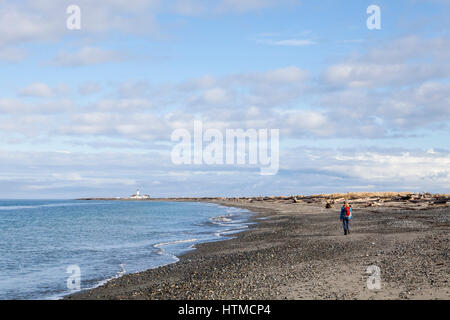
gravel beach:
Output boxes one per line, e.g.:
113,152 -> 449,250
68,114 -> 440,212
65,196 -> 449,300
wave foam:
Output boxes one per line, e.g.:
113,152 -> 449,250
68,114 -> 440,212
153,238 -> 198,248
0,202 -> 95,211
209,215 -> 233,224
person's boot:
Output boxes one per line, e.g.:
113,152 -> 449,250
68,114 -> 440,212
344,230 -> 347,235
348,230 -> 350,235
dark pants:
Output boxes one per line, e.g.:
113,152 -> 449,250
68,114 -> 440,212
342,218 -> 351,234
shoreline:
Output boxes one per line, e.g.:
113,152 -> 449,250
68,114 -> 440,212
61,200 -> 260,300
64,200 -> 275,300
66,195 -> 449,300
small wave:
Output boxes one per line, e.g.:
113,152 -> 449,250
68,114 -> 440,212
117,263 -> 126,277
0,205 -> 38,211
225,207 -> 248,213
209,215 -> 233,224
153,238 -> 198,248
91,263 -> 128,290
212,203 -> 250,214
0,202 -> 96,211
214,225 -> 249,237
152,239 -> 198,268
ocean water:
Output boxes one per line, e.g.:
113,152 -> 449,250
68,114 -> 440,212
0,200 -> 252,300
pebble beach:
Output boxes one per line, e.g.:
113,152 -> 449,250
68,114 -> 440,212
66,193 -> 449,300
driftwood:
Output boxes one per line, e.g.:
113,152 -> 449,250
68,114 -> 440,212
433,198 -> 448,204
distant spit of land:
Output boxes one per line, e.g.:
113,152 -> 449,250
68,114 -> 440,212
68,192 -> 449,300
77,192 -> 450,209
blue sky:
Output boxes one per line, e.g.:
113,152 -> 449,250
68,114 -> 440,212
0,0 -> 449,198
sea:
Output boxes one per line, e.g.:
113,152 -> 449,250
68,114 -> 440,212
0,200 -> 253,300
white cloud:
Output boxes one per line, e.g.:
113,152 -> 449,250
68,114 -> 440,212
0,46 -> 26,62
11,62 -> 438,142
78,83 -> 102,95
0,98 -> 73,115
323,36 -> 450,88
51,47 -> 125,67
261,39 -> 317,46
0,114 -> 51,137
1,147 -> 448,198
17,83 -> 70,98
1,3 -> 449,197
255,30 -> 317,47
0,99 -> 28,113
218,0 -> 290,13
326,151 -> 450,188
94,98 -> 153,111
0,4 -> 59,46
170,0 -> 297,15
2,60 -> 447,143
117,81 -> 151,98
262,66 -> 309,83
60,111 -> 171,140
283,110 -> 332,137
0,1 -> 161,46
18,82 -> 53,97
201,88 -> 230,105
324,62 -> 449,88
224,66 -> 309,89
314,35 -> 450,135
280,147 -> 450,192
171,0 -> 206,16
0,0 -> 296,49
318,79 -> 450,133
178,75 -> 217,91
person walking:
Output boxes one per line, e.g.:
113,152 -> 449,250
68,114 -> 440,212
340,202 -> 352,235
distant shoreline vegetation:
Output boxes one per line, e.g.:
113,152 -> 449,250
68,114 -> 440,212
76,192 -> 450,207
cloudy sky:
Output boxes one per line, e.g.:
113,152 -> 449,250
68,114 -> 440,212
1,0 -> 449,198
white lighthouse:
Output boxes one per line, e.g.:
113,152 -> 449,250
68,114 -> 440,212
129,188 -> 150,199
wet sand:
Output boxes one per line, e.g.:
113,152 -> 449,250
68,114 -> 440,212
66,196 -> 449,300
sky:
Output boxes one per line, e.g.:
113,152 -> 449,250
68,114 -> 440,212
0,0 -> 449,198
